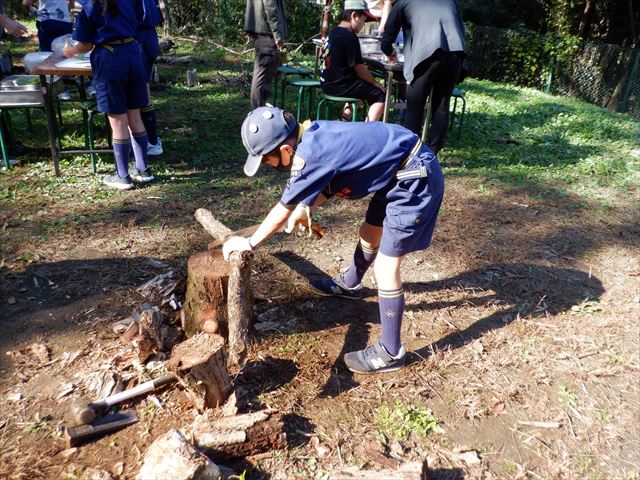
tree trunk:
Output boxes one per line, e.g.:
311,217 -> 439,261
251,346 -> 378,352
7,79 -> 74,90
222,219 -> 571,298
183,250 -> 230,337
227,250 -> 254,368
578,0 -> 594,38
168,333 -> 230,411
192,410 -> 287,461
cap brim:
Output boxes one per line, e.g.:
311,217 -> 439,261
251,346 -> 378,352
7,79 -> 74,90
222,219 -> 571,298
244,152 -> 263,177
363,10 -> 378,20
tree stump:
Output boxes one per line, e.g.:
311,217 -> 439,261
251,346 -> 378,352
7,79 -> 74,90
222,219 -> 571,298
167,333 -> 230,411
183,250 -> 230,338
192,409 -> 287,461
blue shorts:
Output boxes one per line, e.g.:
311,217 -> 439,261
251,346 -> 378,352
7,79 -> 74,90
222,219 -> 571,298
90,41 -> 148,115
365,145 -> 445,257
136,27 -> 160,82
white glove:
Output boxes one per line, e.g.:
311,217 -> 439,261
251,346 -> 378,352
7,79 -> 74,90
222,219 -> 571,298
284,204 -> 313,237
222,236 -> 253,260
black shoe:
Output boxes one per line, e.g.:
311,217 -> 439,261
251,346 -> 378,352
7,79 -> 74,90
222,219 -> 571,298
103,174 -> 134,190
344,340 -> 407,374
310,275 -> 362,300
129,167 -> 154,183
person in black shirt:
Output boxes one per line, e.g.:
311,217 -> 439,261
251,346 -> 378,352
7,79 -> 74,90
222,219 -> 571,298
381,0 -> 465,152
320,0 -> 386,122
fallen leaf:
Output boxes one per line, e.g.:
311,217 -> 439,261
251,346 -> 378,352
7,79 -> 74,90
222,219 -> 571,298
492,402 -> 505,415
112,462 -> 124,476
470,339 -> 484,354
29,343 -> 50,363
7,392 -> 22,402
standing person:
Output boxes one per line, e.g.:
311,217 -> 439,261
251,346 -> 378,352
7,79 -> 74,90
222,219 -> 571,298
64,0 -> 154,190
244,0 -> 287,110
224,106 -> 445,374
381,0 -> 465,153
320,0 -> 385,122
22,0 -> 73,51
136,0 -> 163,155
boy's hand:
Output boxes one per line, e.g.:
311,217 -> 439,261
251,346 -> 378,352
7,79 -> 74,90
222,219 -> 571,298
284,204 -> 313,236
222,236 -> 253,260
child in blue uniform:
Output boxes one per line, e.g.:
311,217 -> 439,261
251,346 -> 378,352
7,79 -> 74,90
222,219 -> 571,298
64,0 -> 154,190
224,106 -> 445,374
23,0 -> 73,52
136,0 -> 163,155
320,0 -> 386,122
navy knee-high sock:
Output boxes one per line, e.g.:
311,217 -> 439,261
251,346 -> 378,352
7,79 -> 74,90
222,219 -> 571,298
342,241 -> 378,288
112,138 -> 131,178
140,104 -> 158,145
131,131 -> 149,172
378,288 -> 405,356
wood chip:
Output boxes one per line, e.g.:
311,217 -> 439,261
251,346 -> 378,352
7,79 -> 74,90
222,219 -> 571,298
517,420 -> 562,429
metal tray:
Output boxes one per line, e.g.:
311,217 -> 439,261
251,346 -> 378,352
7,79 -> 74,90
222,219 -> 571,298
0,75 -> 54,108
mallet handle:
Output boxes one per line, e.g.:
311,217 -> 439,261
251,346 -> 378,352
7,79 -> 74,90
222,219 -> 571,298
91,374 -> 176,411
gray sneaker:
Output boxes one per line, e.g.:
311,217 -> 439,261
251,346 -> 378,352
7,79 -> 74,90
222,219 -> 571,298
129,167 -> 154,183
344,340 -> 407,374
310,275 -> 362,300
103,174 -> 134,190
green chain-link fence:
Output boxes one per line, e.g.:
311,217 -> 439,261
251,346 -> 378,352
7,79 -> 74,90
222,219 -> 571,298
465,23 -> 640,119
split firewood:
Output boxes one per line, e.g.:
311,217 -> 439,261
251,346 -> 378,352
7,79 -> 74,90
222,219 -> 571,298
192,409 -> 286,461
167,333 -> 230,410
135,309 -> 165,363
136,429 -> 221,480
326,460 -> 428,479
227,250 -> 253,368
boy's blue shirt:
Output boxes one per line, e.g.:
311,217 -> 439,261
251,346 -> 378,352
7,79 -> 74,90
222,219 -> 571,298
74,0 -> 142,44
280,121 -> 423,208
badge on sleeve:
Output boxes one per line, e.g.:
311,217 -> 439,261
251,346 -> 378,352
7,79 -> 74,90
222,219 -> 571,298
290,155 -> 306,177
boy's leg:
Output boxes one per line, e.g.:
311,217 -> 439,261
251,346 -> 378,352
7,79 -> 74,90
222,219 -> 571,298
374,252 -> 405,356
366,101 -> 385,122
127,109 -> 151,175
342,222 -> 382,288
140,83 -> 159,146
108,113 -> 132,178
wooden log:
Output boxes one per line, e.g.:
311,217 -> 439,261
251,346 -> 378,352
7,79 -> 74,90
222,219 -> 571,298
227,250 -> 254,368
192,409 -> 287,461
183,250 -> 230,338
195,208 -> 233,240
136,309 -> 165,363
327,460 -> 428,480
167,333 -> 230,411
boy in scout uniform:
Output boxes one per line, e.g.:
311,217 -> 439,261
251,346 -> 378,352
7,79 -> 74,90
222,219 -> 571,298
224,106 -> 444,374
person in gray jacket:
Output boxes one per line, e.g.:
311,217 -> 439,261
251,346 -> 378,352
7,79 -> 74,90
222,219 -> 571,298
381,0 -> 465,153
244,0 -> 288,110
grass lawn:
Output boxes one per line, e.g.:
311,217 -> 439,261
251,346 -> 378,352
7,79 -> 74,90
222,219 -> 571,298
0,36 -> 638,480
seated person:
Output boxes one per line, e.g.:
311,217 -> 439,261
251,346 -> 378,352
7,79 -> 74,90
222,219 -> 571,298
320,0 -> 385,122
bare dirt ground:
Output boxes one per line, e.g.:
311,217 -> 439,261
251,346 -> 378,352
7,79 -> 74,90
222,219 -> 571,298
1,165 -> 639,480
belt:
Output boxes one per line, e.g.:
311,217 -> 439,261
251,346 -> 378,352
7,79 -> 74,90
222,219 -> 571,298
396,138 -> 428,181
100,37 -> 135,53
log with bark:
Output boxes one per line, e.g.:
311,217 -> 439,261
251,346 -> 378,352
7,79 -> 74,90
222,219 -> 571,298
191,208 -> 254,368
192,409 -> 287,461
167,333 -> 231,411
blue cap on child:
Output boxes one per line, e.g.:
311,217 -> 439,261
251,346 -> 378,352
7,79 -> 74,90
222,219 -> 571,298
241,106 -> 297,177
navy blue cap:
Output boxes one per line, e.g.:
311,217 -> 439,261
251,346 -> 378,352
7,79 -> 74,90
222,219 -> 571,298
241,106 -> 297,176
